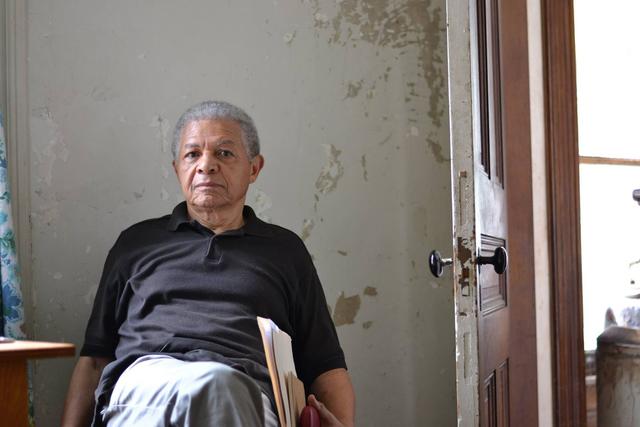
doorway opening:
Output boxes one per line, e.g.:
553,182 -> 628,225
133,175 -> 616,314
573,1 -> 640,425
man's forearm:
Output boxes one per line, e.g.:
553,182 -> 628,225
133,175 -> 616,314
62,356 -> 112,427
310,368 -> 355,427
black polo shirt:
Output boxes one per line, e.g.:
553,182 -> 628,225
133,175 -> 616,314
81,202 -> 345,420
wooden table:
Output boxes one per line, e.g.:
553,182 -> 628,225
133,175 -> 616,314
0,340 -> 75,427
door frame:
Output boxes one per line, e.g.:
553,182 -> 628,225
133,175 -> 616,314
540,0 -> 586,425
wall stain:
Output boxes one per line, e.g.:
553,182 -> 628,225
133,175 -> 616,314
362,321 -> 373,329
150,115 -> 171,154
253,189 -> 273,222
301,218 -> 315,241
133,189 -> 145,200
344,79 -> 364,99
90,86 -> 117,103
309,1 -> 449,163
31,107 -> 70,188
426,136 -> 447,163
360,154 -> 368,181
337,250 -> 348,256
333,292 -> 361,326
83,284 -> 98,306
162,165 -> 170,179
363,286 -> 378,296
315,144 -> 344,195
283,30 -> 297,45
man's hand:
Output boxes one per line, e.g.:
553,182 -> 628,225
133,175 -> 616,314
308,394 -> 345,427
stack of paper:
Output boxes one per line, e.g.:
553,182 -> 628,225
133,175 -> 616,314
257,317 -> 306,427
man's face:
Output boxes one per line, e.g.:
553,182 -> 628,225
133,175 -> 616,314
173,119 -> 263,212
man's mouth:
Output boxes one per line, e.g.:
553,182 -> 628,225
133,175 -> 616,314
193,182 -> 224,190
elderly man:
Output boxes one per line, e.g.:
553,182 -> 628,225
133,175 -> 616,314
62,101 -> 355,427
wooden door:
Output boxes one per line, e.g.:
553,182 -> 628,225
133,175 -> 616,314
446,0 -> 538,425
474,0 -> 511,424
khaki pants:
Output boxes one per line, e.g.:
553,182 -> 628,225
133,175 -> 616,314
101,355 -> 278,427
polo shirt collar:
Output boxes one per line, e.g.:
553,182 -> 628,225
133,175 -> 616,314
167,202 -> 273,237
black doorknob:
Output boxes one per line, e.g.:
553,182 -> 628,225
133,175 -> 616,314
429,250 -> 453,278
477,246 -> 508,274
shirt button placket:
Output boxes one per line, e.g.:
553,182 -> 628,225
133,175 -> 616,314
205,235 -> 222,263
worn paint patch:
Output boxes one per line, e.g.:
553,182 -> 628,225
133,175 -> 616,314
315,144 -> 344,195
378,133 -> 393,146
344,79 -> 364,99
150,115 -> 171,154
309,1 -> 449,163
31,107 -> 70,188
456,236 -> 474,296
333,292 -> 361,327
83,284 -> 99,305
283,30 -> 297,44
90,86 -> 117,103
253,189 -> 273,222
363,286 -> 378,296
31,196 -> 62,227
314,11 -> 330,27
362,321 -> 373,329
426,136 -> 447,163
360,155 -> 368,181
301,218 -> 315,241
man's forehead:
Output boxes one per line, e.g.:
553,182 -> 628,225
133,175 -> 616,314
182,139 -> 237,148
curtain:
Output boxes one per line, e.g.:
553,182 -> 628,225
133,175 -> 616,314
0,112 -> 25,339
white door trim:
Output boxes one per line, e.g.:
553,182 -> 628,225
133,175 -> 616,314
445,0 -> 481,425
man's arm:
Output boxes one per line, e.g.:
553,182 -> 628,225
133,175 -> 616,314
308,368 -> 355,427
62,356 -> 113,427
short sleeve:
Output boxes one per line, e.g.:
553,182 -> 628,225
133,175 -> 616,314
292,255 -> 347,390
79,237 -> 126,358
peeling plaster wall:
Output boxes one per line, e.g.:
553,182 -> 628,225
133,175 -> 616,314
26,1 -> 455,425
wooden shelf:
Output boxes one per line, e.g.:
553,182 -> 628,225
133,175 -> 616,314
0,340 -> 75,361
0,340 -> 75,427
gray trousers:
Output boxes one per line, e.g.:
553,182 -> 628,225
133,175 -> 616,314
101,355 -> 279,427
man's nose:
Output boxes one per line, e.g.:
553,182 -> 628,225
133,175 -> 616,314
196,153 -> 220,174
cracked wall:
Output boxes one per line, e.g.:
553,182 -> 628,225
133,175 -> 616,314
25,1 -> 454,425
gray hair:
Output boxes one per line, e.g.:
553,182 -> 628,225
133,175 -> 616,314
172,100 -> 260,160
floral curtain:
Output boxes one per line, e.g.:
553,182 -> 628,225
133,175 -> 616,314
0,112 -> 25,339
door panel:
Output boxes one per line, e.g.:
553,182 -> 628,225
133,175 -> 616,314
474,0 -> 510,424
447,0 -> 538,424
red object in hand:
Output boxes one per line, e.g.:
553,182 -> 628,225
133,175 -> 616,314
300,405 -> 321,427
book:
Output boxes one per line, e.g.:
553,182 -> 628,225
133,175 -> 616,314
257,316 -> 307,427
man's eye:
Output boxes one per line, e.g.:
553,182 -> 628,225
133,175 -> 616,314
185,151 -> 200,159
217,150 -> 234,158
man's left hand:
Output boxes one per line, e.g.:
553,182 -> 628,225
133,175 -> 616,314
307,394 -> 345,427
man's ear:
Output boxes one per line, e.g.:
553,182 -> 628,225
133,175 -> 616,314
249,155 -> 265,183
172,159 -> 178,175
